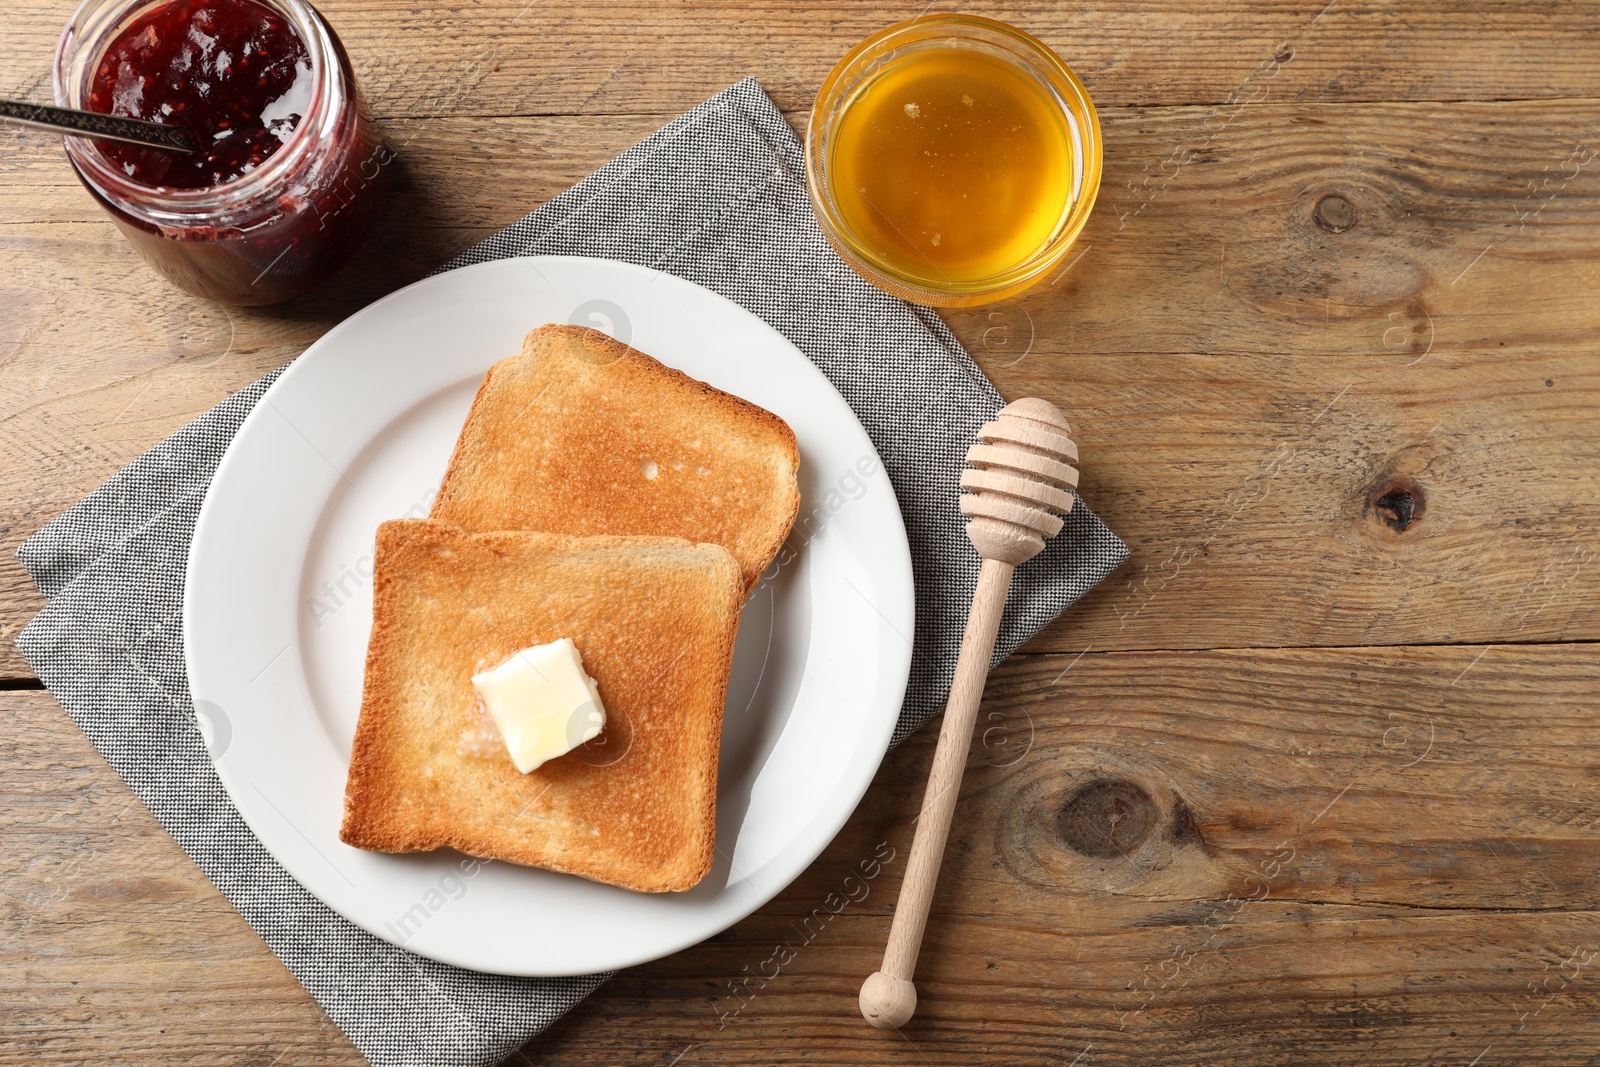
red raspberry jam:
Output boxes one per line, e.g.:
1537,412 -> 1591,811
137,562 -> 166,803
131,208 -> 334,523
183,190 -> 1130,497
88,0 -> 312,189
58,0 -> 384,305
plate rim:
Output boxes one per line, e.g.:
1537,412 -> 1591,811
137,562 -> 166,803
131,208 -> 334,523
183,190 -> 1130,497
183,254 -> 915,975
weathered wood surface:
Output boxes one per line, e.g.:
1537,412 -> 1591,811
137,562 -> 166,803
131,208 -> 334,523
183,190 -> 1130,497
7,0 -> 1600,115
4,96 -> 1599,671
5,642 -> 1598,1064
3,0 -> 1598,1063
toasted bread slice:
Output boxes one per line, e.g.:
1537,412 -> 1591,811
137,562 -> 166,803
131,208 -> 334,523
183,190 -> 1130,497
340,518 -> 743,893
431,324 -> 800,590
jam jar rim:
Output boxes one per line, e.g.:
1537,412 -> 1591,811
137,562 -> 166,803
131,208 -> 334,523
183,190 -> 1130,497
53,0 -> 346,225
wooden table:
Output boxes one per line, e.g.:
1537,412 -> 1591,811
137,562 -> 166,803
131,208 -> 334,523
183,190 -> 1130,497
4,1 -> 1598,1063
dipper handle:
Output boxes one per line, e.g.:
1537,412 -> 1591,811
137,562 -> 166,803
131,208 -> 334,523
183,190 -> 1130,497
861,399 -> 1079,1029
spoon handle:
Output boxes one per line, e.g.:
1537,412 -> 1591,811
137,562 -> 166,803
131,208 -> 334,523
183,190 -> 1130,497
0,99 -> 199,153
861,556 -> 1014,1028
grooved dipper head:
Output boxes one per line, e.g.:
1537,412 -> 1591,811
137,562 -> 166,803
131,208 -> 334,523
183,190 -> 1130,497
960,398 -> 1079,565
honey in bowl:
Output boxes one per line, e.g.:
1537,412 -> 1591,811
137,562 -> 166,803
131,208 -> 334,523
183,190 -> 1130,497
828,47 -> 1073,284
807,15 -> 1102,307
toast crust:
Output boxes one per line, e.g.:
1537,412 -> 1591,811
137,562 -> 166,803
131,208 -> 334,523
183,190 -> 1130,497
431,324 -> 800,590
339,519 -> 743,892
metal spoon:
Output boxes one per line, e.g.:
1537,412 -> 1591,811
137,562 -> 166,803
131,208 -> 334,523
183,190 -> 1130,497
1,99 -> 199,153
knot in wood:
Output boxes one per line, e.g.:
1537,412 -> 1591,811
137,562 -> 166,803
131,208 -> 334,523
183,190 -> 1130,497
1314,194 -> 1358,233
1371,481 -> 1425,533
1058,779 -> 1158,858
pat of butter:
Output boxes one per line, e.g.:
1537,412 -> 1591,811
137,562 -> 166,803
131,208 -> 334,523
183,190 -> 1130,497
471,639 -> 606,773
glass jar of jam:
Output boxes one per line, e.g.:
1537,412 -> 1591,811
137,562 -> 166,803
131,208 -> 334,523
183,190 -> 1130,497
53,0 -> 384,305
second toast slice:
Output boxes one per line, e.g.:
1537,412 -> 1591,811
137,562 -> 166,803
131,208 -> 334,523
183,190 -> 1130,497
431,324 -> 800,590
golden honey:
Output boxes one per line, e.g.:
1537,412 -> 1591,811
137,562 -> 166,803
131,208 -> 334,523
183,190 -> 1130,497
826,46 -> 1075,285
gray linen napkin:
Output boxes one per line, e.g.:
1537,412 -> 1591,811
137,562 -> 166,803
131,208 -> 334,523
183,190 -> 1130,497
15,77 -> 1126,1067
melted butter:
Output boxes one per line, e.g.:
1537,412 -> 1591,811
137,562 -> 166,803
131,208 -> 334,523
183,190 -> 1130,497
827,46 -> 1074,284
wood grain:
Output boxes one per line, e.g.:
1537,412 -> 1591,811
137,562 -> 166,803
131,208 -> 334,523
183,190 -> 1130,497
3,1 -> 1597,1062
5,98 -> 1599,674
5,640 -> 1597,1064
503,640 -> 1600,1065
7,0 -> 1599,117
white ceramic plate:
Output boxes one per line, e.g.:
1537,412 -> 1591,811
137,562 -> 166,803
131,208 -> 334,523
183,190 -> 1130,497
184,256 -> 914,976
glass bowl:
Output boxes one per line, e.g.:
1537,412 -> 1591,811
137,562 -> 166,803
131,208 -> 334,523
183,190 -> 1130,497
806,14 -> 1102,308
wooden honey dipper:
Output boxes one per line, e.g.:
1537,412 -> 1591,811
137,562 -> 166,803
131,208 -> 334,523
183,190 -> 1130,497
861,397 -> 1078,1029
